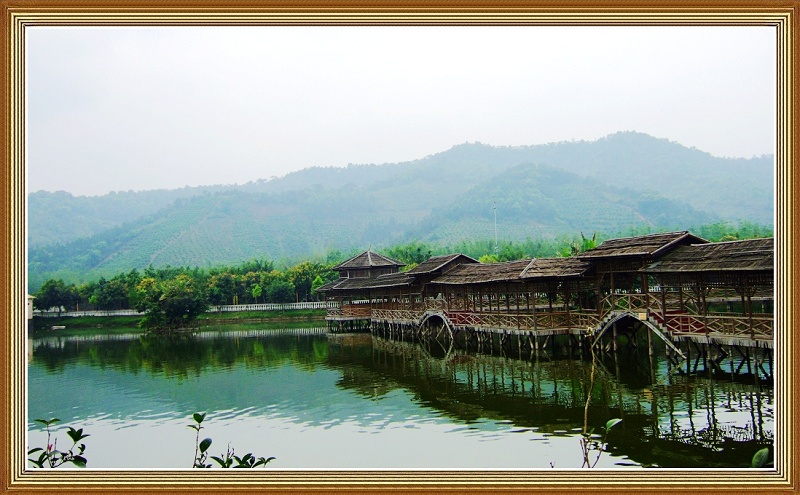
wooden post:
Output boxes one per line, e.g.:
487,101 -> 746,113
747,292 -> 754,340
610,271 -> 616,310
686,341 -> 691,374
612,322 -> 618,354
565,285 -> 572,329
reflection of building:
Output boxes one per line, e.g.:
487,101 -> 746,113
338,335 -> 773,468
320,232 -> 773,351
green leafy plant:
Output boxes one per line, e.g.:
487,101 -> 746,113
188,412 -> 213,468
27,418 -> 89,468
580,418 -> 622,468
189,412 -> 275,468
580,344 -> 621,468
751,447 -> 772,468
210,444 -> 275,468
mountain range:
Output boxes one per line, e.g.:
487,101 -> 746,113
28,131 -> 774,288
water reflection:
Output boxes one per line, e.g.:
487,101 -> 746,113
329,335 -> 773,468
28,326 -> 772,469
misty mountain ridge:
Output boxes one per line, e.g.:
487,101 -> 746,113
28,131 -> 773,287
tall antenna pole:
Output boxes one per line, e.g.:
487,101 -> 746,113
493,201 -> 499,256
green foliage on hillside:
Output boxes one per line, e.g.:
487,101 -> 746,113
28,132 -> 774,288
412,163 -> 718,242
28,186 -> 234,248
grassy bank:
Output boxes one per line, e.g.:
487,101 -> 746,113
202,309 -> 326,323
32,315 -> 142,332
30,309 -> 327,338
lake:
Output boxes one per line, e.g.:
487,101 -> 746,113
27,323 -> 773,469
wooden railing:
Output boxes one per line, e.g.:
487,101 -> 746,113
371,309 -> 424,322
600,293 -> 654,312
658,313 -> 772,340
442,310 -> 601,332
327,292 -> 773,341
424,299 -> 446,310
327,305 -> 372,319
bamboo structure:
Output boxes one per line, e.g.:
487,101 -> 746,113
319,232 -> 774,364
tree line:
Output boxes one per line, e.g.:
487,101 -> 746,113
32,259 -> 337,318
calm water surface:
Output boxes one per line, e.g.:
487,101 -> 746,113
28,324 -> 773,469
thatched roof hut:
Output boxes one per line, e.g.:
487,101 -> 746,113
431,259 -> 532,285
406,253 -> 479,275
334,250 -> 405,271
332,250 -> 405,280
579,231 -> 709,274
580,231 -> 708,259
645,238 -> 773,274
317,271 -> 414,293
520,257 -> 593,280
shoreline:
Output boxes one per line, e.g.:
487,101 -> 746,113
30,309 -> 327,338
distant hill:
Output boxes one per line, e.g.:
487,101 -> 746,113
28,132 -> 774,288
28,185 -> 234,248
411,162 -> 718,245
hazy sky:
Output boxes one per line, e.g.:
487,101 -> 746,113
26,25 -> 776,197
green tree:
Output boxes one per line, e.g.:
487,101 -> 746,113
89,277 -> 130,310
34,279 -> 78,316
251,284 -> 263,304
559,232 -> 597,257
386,241 -> 432,265
311,276 -> 326,297
265,280 -> 295,303
207,272 -> 237,306
133,274 -> 208,331
478,254 -> 499,263
286,262 -> 332,302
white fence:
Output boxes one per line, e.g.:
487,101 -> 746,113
34,301 -> 338,318
212,301 -> 337,312
35,309 -> 144,317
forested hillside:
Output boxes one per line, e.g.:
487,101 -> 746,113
29,185 -> 234,248
410,163 -> 718,245
28,132 -> 774,290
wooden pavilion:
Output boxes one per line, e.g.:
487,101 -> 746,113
320,232 -> 774,352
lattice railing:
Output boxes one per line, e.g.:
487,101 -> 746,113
661,313 -> 773,340
371,309 -> 423,322
600,293 -> 654,312
424,299 -> 446,310
335,292 -> 773,340
442,310 -> 600,332
334,305 -> 372,318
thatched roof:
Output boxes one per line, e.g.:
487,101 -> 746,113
645,238 -> 774,273
406,253 -> 479,275
315,279 -> 341,293
432,259 -> 532,285
316,272 -> 415,293
520,257 -> 593,279
579,231 -> 708,259
333,250 -> 405,270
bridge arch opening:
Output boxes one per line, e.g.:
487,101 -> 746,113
416,311 -> 456,358
419,312 -> 448,329
592,312 -> 684,359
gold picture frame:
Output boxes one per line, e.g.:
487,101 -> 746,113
2,1 -> 796,493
